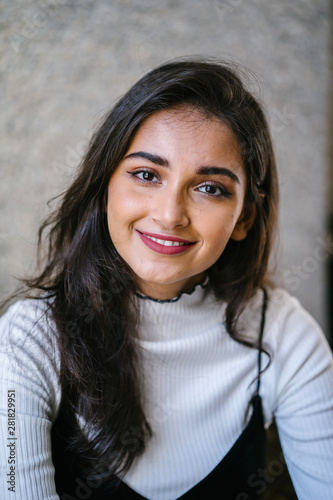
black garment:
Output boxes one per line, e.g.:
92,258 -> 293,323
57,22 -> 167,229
51,290 -> 268,500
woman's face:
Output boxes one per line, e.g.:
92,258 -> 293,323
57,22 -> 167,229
107,107 -> 253,300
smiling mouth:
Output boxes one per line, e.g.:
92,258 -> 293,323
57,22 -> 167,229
143,234 -> 191,247
137,231 -> 196,254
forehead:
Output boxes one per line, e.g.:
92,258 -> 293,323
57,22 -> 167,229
128,107 -> 243,162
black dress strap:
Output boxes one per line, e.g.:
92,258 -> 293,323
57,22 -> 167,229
255,288 -> 268,396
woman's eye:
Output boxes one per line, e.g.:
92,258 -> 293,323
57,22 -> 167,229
139,171 -> 156,181
130,170 -> 159,182
197,184 -> 229,197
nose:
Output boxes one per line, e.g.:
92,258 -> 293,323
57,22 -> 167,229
151,185 -> 190,229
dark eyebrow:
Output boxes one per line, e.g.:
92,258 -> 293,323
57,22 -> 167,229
125,151 -> 169,167
196,166 -> 240,184
125,151 -> 240,184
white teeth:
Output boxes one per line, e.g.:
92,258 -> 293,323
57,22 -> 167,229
144,234 -> 187,246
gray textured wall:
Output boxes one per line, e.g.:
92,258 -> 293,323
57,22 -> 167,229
0,0 -> 331,335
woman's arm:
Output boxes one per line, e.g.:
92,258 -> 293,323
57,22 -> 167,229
0,299 -> 61,500
266,290 -> 333,499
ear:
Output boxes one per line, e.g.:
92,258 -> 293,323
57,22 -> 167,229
230,202 -> 257,241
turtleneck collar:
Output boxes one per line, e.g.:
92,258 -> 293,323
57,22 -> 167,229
136,279 -> 226,343
134,276 -> 210,304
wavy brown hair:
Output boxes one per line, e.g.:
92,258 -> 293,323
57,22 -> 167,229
14,59 -> 279,480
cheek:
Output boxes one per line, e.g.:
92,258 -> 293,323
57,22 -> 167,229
200,212 -> 237,247
107,187 -> 148,236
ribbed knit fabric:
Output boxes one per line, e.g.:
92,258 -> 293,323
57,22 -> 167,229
1,285 -> 333,500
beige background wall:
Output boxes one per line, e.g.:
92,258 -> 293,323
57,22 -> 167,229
0,0 -> 332,336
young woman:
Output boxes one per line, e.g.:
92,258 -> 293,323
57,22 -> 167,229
1,59 -> 332,500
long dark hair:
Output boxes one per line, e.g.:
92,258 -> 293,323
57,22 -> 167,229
13,59 -> 279,479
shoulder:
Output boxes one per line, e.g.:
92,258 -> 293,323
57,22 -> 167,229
263,287 -> 331,359
251,288 -> 333,417
240,287 -> 332,397
266,287 -> 318,327
242,287 -> 330,352
0,298 -> 61,405
0,297 -> 59,349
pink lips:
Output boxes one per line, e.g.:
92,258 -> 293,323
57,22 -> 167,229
137,230 -> 196,255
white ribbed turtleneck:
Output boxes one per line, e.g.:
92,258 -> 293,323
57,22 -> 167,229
123,283 -> 264,499
1,285 -> 333,500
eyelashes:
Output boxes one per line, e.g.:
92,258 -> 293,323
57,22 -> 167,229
127,169 -> 232,199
